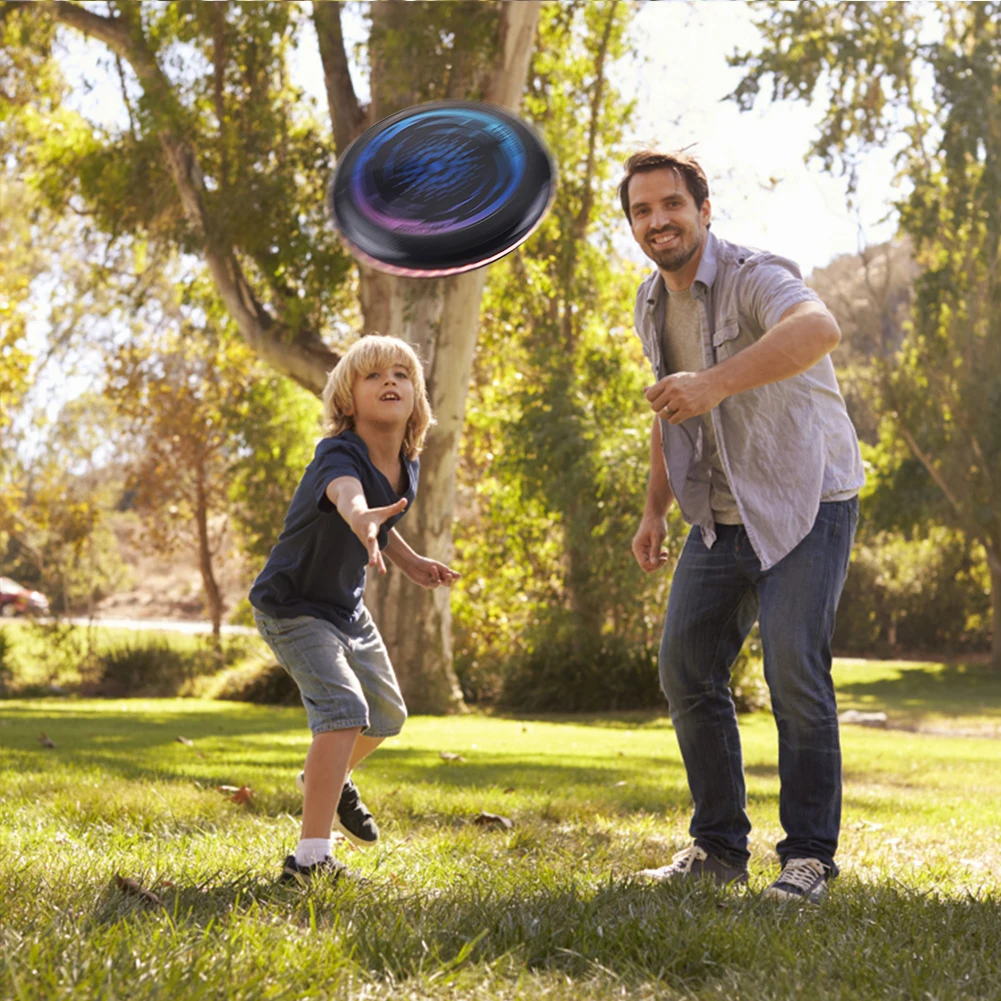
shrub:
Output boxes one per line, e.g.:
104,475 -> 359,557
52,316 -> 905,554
212,660 -> 301,705
835,527 -> 992,657
94,640 -> 212,697
499,631 -> 663,713
498,617 -> 768,715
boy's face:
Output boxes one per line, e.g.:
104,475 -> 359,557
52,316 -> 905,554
350,358 -> 416,429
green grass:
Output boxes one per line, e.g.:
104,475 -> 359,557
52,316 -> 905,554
2,684 -> 1001,1000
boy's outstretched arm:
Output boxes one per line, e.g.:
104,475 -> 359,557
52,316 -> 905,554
385,529 -> 462,589
325,476 -> 407,575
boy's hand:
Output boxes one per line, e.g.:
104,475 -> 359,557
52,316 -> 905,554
402,556 -> 462,589
349,498 -> 408,575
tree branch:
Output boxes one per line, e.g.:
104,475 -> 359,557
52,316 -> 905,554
312,0 -> 367,154
43,0 -> 339,394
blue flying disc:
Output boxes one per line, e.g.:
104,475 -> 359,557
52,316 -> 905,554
329,101 -> 556,277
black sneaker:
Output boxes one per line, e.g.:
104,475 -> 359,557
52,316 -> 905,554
335,777 -> 379,848
763,857 -> 830,902
279,854 -> 351,885
295,772 -> 380,849
635,844 -> 748,886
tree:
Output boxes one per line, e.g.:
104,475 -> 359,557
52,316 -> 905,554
105,306 -> 259,638
2,0 -> 543,710
730,1 -> 1001,667
452,1 -> 687,702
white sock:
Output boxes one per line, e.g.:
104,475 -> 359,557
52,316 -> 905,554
295,837 -> 331,866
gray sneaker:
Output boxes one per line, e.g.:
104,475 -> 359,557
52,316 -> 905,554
635,844 -> 748,886
763,857 -> 830,902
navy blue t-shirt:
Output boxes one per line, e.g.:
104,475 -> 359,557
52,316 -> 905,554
249,431 -> 419,637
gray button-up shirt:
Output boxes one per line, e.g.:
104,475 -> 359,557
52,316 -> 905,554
633,231 -> 865,570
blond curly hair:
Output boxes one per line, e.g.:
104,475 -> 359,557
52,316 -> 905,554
321,335 -> 435,460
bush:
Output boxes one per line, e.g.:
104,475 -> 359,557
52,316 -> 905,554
94,640 -> 214,697
0,627 -> 13,696
835,527 -> 992,657
499,631 -> 662,713
498,617 -> 768,715
212,660 -> 301,705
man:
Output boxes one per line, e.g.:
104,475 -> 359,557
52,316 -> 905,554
623,150 -> 864,902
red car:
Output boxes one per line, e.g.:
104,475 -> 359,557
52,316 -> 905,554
0,577 -> 50,617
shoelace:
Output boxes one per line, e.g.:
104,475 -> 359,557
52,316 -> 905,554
777,858 -> 826,891
669,845 -> 707,873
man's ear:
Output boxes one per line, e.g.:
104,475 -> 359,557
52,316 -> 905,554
701,197 -> 712,228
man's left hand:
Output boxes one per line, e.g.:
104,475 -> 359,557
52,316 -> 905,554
644,370 -> 726,425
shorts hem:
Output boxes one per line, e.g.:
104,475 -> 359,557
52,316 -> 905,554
363,726 -> 404,739
309,717 -> 370,736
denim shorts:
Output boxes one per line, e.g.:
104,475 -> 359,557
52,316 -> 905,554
253,605 -> 407,738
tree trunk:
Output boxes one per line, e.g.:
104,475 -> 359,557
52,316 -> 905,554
319,0 -> 541,712
195,464 -> 224,639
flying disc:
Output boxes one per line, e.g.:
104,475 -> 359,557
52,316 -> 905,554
329,101 -> 556,277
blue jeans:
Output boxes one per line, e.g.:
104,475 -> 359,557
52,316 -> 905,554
659,498 -> 859,873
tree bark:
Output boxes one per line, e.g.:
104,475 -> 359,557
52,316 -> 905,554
318,0 -> 541,712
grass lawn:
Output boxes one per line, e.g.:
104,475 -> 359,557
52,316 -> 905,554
2,675 -> 1001,1001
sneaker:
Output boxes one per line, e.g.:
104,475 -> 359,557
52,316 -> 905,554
763,857 -> 830,902
635,844 -> 748,886
279,853 -> 351,885
295,771 -> 380,849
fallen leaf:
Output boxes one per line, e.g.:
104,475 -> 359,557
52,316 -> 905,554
217,785 -> 239,793
229,785 -> 254,805
472,811 -> 514,830
503,787 -> 516,794
175,736 -> 194,746
439,752 -> 465,762
613,780 -> 628,787
39,732 -> 56,748
115,874 -> 163,907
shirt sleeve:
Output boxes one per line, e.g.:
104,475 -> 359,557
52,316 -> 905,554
740,256 -> 824,333
312,439 -> 365,513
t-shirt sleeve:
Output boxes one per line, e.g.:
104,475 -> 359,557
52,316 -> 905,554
312,439 -> 365,513
740,256 -> 824,332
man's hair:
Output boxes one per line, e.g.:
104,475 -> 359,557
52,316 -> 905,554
321,334 -> 435,460
618,150 -> 710,224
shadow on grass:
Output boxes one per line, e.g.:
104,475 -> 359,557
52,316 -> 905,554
836,661 -> 1001,721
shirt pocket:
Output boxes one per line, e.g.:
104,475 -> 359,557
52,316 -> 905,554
711,320 -> 741,361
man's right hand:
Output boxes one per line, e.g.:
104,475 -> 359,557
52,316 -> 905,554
632,514 -> 670,573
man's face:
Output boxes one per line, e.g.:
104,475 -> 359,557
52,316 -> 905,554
628,168 -> 711,273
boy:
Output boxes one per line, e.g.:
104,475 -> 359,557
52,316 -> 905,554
250,335 -> 460,883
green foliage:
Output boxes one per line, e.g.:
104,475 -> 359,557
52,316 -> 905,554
455,1 -> 684,698
229,374 -> 322,564
211,659 -> 300,706
731,0 -> 1001,663
94,639 -> 205,698
4,0 -> 352,339
836,526 -> 991,657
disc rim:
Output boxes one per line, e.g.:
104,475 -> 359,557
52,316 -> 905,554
329,100 -> 556,276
